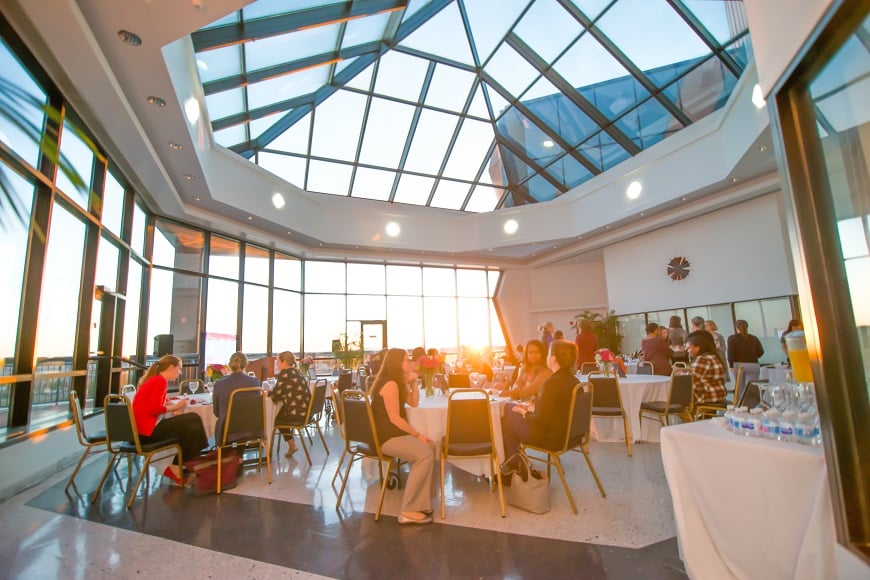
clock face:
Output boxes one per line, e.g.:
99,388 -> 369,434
667,256 -> 691,281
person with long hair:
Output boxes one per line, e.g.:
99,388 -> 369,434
369,348 -> 436,525
574,319 -> 598,369
726,319 -> 765,368
705,320 -> 727,362
668,315 -> 686,347
270,351 -> 311,458
496,339 -> 552,401
781,319 -> 803,356
501,339 -> 579,471
686,331 -> 727,405
641,323 -> 672,376
132,355 -> 208,485
212,352 -> 259,444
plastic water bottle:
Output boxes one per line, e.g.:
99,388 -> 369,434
746,408 -> 763,437
796,413 -> 814,445
723,405 -> 735,431
811,413 -> 822,445
780,411 -> 797,442
762,409 -> 781,441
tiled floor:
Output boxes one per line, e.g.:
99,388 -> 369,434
1,418 -> 687,579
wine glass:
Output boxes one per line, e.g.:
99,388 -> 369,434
190,381 -> 200,395
205,382 -> 214,395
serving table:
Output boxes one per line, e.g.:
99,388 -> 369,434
579,374 -> 671,443
661,420 -> 836,580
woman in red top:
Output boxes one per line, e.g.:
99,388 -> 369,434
574,319 -> 598,369
133,355 -> 208,485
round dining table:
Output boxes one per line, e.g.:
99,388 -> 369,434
405,392 -> 507,476
579,374 -> 672,443
164,392 -> 277,444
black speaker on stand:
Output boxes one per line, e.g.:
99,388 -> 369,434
154,334 -> 174,356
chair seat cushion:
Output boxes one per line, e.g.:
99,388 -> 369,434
592,406 -> 624,416
640,401 -> 688,413
445,442 -> 493,456
351,443 -> 376,456
85,431 -> 107,444
119,437 -> 179,454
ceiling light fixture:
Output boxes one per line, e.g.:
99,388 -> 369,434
542,139 -> 555,148
183,174 -> 196,181
247,216 -> 254,221
759,145 -> 768,153
385,222 -> 400,237
752,84 -> 766,109
626,180 -> 642,200
193,196 -> 201,202
117,30 -> 142,46
503,219 -> 518,234
168,142 -> 183,150
147,96 -> 166,107
271,192 -> 285,209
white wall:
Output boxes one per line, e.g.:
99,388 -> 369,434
606,193 -> 797,314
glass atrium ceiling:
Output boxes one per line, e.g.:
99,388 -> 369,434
192,0 -> 751,212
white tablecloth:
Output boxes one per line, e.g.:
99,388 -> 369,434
661,421 -> 836,580
580,374 -> 671,443
171,393 -> 276,444
406,394 -> 506,476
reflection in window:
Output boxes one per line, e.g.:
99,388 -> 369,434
101,171 -> 125,238
0,36 -> 47,168
274,252 -> 301,290
242,284 -> 268,356
152,219 -> 205,272
733,297 -> 792,365
272,289 -> 301,353
209,235 -> 240,279
55,119 -> 95,210
147,269 -> 202,357
122,259 -> 143,358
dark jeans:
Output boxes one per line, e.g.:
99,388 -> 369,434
501,402 -> 531,468
140,413 -> 208,465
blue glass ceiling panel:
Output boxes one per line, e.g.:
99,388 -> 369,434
513,0 -> 582,62
682,1 -> 748,46
398,1 -> 474,65
342,12 -> 390,49
246,65 -> 330,110
196,45 -> 242,84
464,0 -> 530,65
425,64 -> 476,112
245,24 -> 340,72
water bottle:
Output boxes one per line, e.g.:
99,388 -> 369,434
780,411 -> 797,442
723,405 -> 735,431
747,408 -> 763,437
732,407 -> 746,435
811,412 -> 822,445
762,409 -> 781,441
796,413 -> 814,445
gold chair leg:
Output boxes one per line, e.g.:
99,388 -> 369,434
492,455 -> 505,518
440,453 -> 446,519
297,428 -> 312,465
335,453 -> 357,509
216,447 -> 223,494
127,453 -> 153,509
315,423 -> 330,455
91,453 -> 119,505
375,457 -> 395,521
622,415 -> 633,457
551,454 -> 577,515
582,447 -> 607,498
331,449 -> 348,486
66,444 -> 97,490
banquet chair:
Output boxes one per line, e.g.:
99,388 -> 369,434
639,371 -> 694,429
216,387 -> 271,493
636,361 -> 653,375
694,366 -> 745,420
447,373 -> 470,388
336,371 -> 353,395
440,389 -> 505,519
66,391 -> 108,491
179,379 -> 201,394
120,384 -> 137,398
580,362 -> 598,375
523,385 -> 606,514
91,394 -> 183,509
588,373 -> 632,457
334,390 -> 396,520
737,381 -> 764,409
672,361 -> 688,369
271,379 -> 329,465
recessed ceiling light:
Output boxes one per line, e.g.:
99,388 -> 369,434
385,222 -> 400,237
626,180 -> 642,200
542,139 -> 555,148
147,96 -> 166,107
183,174 -> 195,181
287,231 -> 292,235
247,216 -> 254,221
731,177 -> 741,183
193,196 -> 201,202
759,145 -> 768,152
605,225 -> 611,230
168,142 -> 183,150
271,192 -> 285,209
681,196 -> 688,201
503,219 -> 518,234
117,30 -> 142,46
640,211 -> 645,216
752,84 -> 766,109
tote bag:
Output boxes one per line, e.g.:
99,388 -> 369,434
503,452 -> 550,514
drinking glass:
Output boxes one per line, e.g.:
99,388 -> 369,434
205,382 -> 214,394
190,381 -> 200,395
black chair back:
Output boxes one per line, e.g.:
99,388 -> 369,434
580,362 -> 598,374
670,372 -> 694,408
104,396 -> 138,446
589,376 -> 621,409
447,373 -> 470,388
445,390 -> 491,450
738,382 -> 762,409
636,362 -> 653,375
222,387 -> 265,445
342,395 -> 378,451
565,387 -> 592,450
337,372 -> 353,393
309,379 -> 328,422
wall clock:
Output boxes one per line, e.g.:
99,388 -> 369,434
667,256 -> 691,281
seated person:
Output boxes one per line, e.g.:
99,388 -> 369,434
686,331 -> 727,406
641,323 -> 672,376
212,352 -> 260,443
495,339 -> 551,401
269,350 -> 311,458
458,351 -> 493,382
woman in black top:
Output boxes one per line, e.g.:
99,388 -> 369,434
270,351 -> 311,457
370,348 -> 436,525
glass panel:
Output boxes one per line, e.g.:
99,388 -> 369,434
243,245 -> 270,285
305,261 -> 345,293
242,0 -> 335,20
422,267 -> 455,296
682,0 -> 748,45
668,56 -> 737,122
304,294 -> 345,353
247,65 -> 330,109
310,90 -> 367,161
130,202 -> 146,256
101,171 -> 125,238
425,296 -> 457,351
498,106 -> 566,165
565,0 -> 613,20
458,297 -> 490,348
597,0 -> 711,83
0,36 -> 47,168
456,269 -> 488,297
121,259 -> 142,358
466,184 -> 502,212
345,61 -> 374,91
205,278 -> 238,364
147,269 -> 202,356
387,296 -> 423,349
483,81 -> 510,119
272,289 -> 301,353
393,173 -> 435,206
195,44 -> 242,84
347,263 -> 386,294
307,159 -> 352,196
468,83 -> 491,118
373,51 -> 429,102
0,170 -> 34,374
274,252 -> 301,291
430,179 -> 471,210
347,294 -> 386,320
484,43 -> 540,99
387,265 -> 422,295
425,64 -> 476,112
397,1 -> 474,65
358,98 -> 416,167
245,25 -> 340,72
152,220 -> 205,272
490,301 -> 506,349
56,120 -> 94,210
487,270 -> 500,298
554,30 -> 634,92
545,153 -> 595,190
214,124 -> 247,149
268,111 -> 311,153
442,118 -> 493,180
258,152 -> 307,187
351,167 -> 395,201
95,236 -> 119,291
524,172 -> 560,202
209,235 -> 240,279
205,88 -> 245,124
514,0 -> 581,62
402,109 -> 458,174
617,313 -> 646,356
342,11 -> 390,49
242,284 -> 268,356
524,77 -> 600,147
733,298 -> 792,365
464,0 -> 530,65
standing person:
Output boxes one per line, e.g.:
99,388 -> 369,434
641,323 -> 672,376
132,355 -> 208,486
212,352 -> 259,444
574,319 -> 598,370
686,331 -> 728,405
539,322 -> 555,348
553,330 -> 564,340
501,339 -> 579,470
667,316 -> 687,347
270,351 -> 311,458
781,319 -> 803,356
705,320 -> 727,363
369,348 -> 436,525
727,320 -> 765,368
495,339 -> 552,401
